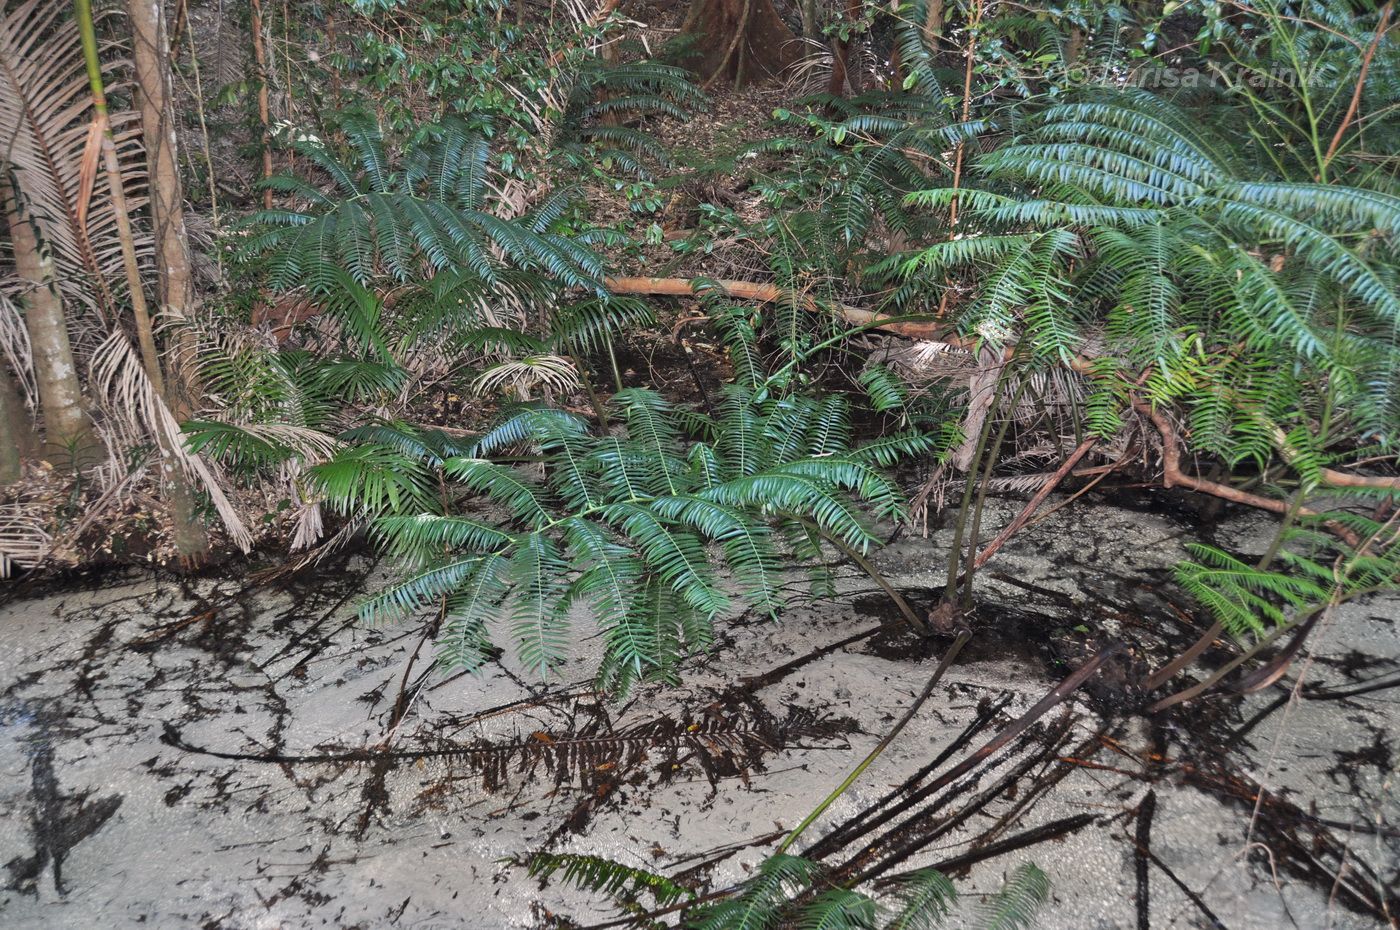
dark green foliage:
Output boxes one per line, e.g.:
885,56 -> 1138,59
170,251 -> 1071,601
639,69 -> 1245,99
531,847 -> 1043,930
554,55 -> 709,177
243,116 -> 606,292
360,382 -> 948,689
901,88 -> 1400,452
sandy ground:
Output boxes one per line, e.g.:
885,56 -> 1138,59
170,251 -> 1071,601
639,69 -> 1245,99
0,497 -> 1396,929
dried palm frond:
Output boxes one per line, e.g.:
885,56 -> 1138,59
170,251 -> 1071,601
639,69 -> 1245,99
781,39 -> 836,96
0,497 -> 50,577
89,332 -> 252,549
472,354 -> 580,400
0,290 -> 36,408
1,0 -> 252,553
0,0 -> 152,320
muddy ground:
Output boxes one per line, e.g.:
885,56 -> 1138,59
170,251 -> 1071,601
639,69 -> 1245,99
0,496 -> 1396,929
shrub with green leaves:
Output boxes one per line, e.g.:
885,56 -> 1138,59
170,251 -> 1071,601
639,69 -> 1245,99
357,380 -> 947,692
896,87 -> 1400,455
529,850 -> 1049,930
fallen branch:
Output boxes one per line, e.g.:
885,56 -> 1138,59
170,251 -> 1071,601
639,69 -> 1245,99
970,437 -> 1098,570
1269,426 -> 1400,491
1135,402 -> 1360,545
603,275 -> 947,340
605,276 -> 1102,375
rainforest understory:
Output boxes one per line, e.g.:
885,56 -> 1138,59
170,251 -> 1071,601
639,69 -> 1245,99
1,0 -> 1398,926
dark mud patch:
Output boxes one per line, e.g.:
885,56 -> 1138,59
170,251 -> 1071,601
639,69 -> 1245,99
854,593 -> 1136,707
2,704 -> 122,896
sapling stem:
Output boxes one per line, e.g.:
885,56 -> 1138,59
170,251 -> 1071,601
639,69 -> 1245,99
776,629 -> 971,854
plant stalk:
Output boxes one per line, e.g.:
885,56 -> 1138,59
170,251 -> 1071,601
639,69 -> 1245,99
776,629 -> 971,854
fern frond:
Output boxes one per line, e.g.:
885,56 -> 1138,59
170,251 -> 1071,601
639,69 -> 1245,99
973,863 -> 1049,930
528,853 -> 694,907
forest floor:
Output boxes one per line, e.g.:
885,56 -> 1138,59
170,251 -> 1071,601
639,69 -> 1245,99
1,494 -> 1396,929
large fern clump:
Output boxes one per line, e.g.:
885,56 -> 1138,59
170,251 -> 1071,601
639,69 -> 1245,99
899,86 -> 1400,457
530,849 -> 1048,930
244,115 -> 607,296
358,375 -> 944,691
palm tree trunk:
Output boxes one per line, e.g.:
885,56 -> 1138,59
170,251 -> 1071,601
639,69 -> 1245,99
127,0 -> 212,565
4,186 -> 99,468
127,0 -> 203,410
800,0 -> 818,39
0,361 -> 39,482
79,0 -> 210,563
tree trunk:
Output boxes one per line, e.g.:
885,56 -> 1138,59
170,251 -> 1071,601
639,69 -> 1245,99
1064,26 -> 1085,67
250,0 -> 274,209
79,0 -> 211,564
4,187 -> 100,469
827,0 -> 863,96
800,0 -> 819,39
0,361 -> 38,483
887,0 -> 903,88
682,0 -> 801,85
127,0 -> 203,410
127,0 -> 212,565
923,0 -> 945,47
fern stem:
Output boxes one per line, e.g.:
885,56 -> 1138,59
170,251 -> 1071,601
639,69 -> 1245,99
799,518 -> 925,633
570,351 -> 611,429
944,361 -> 1012,601
1322,2 -> 1395,168
1146,618 -> 1296,713
776,628 -> 971,855
603,334 -> 625,394
961,373 -> 1030,609
970,437 -> 1098,572
1256,489 -> 1306,572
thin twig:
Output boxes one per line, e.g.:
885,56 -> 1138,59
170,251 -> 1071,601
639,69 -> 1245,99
1322,2 -> 1394,167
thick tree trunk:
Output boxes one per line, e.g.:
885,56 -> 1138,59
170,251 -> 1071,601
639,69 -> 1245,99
4,188 -> 100,469
127,0 -> 202,410
682,0 -> 801,86
0,362 -> 38,483
88,0 -> 210,564
923,0 -> 945,47
827,0 -> 863,96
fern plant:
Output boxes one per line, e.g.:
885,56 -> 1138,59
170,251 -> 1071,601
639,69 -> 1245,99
529,849 -> 1048,930
553,53 -> 708,178
748,91 -> 969,259
897,86 -> 1400,453
1176,503 -> 1400,636
358,379 -> 944,690
242,115 -> 608,296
